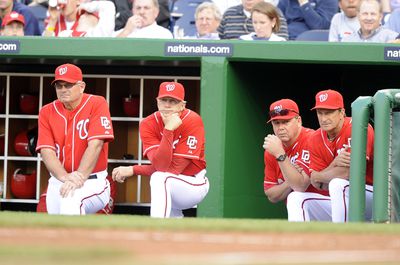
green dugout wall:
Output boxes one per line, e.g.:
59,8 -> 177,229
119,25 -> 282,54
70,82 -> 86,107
1,38 -> 400,218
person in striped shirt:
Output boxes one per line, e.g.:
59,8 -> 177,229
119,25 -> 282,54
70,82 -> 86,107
218,0 -> 288,39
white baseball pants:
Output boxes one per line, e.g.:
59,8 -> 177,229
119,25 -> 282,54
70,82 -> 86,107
329,178 -> 373,222
287,178 -> 374,222
149,169 -> 209,218
286,191 -> 332,221
46,170 -> 110,215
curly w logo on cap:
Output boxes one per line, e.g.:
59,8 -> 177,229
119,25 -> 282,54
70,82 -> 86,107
318,93 -> 329,102
165,83 -> 175,92
58,67 -> 68,76
268,99 -> 299,122
311,90 -> 344,110
51,64 -> 83,85
157,82 -> 185,101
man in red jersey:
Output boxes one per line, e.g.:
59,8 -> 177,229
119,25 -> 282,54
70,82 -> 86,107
112,81 -> 209,218
309,89 -> 374,222
36,63 -> 114,215
263,99 -> 330,221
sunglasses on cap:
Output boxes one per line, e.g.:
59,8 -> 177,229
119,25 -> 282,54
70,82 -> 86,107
269,108 -> 299,118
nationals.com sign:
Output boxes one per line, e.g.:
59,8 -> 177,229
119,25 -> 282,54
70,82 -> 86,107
0,40 -> 20,54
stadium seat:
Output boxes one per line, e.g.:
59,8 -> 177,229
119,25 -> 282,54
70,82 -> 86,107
295,29 -> 330,41
170,0 -> 212,37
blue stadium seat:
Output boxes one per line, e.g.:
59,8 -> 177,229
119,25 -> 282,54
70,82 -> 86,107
170,0 -> 211,37
295,29 -> 330,41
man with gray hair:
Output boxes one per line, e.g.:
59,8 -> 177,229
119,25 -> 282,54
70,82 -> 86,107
184,1 -> 221,39
218,0 -> 288,39
342,0 -> 398,42
114,0 -> 172,38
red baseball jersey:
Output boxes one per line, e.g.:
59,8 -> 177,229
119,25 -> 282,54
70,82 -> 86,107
140,109 -> 206,176
309,117 -> 374,185
36,93 -> 114,173
264,127 -> 328,195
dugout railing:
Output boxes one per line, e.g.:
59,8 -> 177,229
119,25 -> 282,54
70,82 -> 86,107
350,89 -> 400,223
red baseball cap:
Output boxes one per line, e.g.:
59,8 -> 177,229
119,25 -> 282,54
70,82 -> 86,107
1,11 -> 25,27
268,99 -> 299,122
157,82 -> 185,101
51,64 -> 83,85
311,89 -> 344,110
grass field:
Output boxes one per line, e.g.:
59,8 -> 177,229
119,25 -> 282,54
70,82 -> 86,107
1,211 -> 400,233
1,211 -> 400,265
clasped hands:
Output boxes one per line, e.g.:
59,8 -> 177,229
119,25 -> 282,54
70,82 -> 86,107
112,166 -> 134,183
310,148 -> 351,190
60,171 -> 85,198
333,148 -> 351,168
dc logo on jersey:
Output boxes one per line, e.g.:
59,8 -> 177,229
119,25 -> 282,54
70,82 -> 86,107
301,150 -> 310,163
101,117 -> 111,129
166,84 -> 175,91
187,136 -> 197,150
319,93 -> 328,102
58,67 -> 68,76
77,119 -> 89,139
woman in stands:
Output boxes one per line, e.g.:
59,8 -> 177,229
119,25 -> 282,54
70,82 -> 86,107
239,1 -> 286,41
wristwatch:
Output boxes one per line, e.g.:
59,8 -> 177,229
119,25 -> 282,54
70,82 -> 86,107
276,154 -> 287,162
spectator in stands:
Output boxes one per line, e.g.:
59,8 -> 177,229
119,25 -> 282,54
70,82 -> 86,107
28,0 -> 48,34
112,0 -> 170,31
239,1 -> 286,41
218,0 -> 288,40
74,0 -> 115,37
154,0 -> 170,29
381,0 -> 400,13
278,0 -> 338,40
329,0 -> 361,41
43,0 -> 79,36
114,0 -> 172,38
213,0 -> 241,14
391,0 -> 400,11
342,0 -> 398,42
0,0 -> 41,35
1,11 -> 25,36
43,0 -> 115,37
384,8 -> 400,33
184,1 -> 221,39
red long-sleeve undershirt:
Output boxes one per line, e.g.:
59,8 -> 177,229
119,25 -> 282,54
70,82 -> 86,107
132,128 -> 191,176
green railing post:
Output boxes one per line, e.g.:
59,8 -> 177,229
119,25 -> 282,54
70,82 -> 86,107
373,89 -> 400,222
349,96 -> 373,222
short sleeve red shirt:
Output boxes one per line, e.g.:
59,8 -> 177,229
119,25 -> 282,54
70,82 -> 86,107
36,94 -> 114,173
264,127 -> 327,195
309,117 -> 374,185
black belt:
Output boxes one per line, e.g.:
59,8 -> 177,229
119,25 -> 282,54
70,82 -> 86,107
88,174 -> 97,179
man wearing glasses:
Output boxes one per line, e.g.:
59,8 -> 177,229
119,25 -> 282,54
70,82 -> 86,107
263,99 -> 330,221
36,63 -> 114,215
